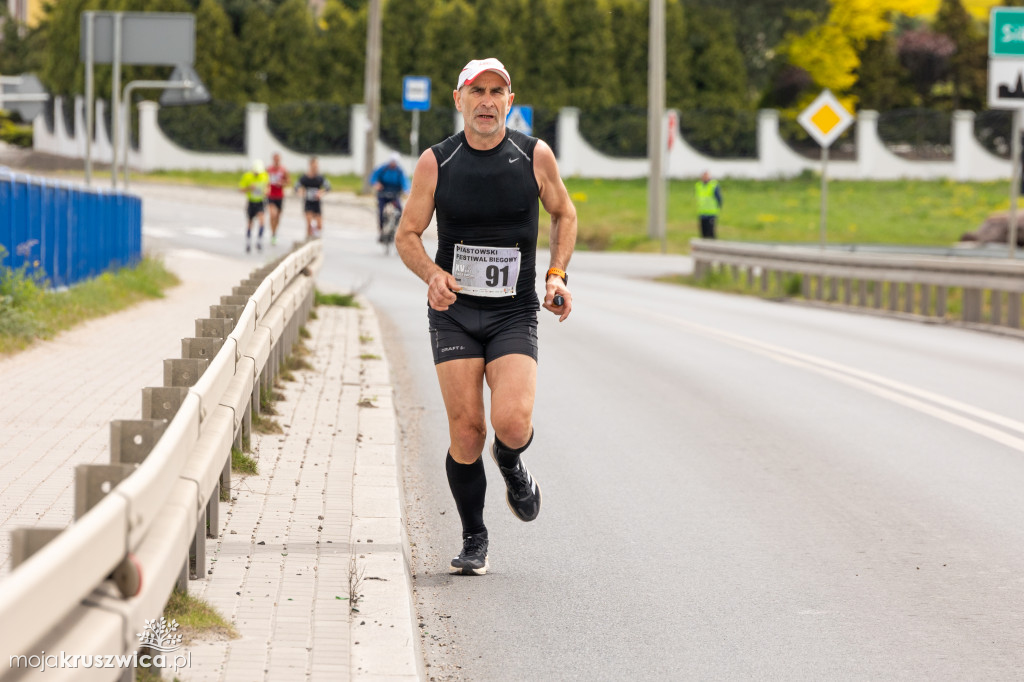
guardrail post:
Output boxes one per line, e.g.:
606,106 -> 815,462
857,279 -> 867,307
221,294 -> 250,306
75,463 -> 136,517
233,284 -> 258,297
800,273 -> 810,299
872,281 -> 883,309
110,419 -> 167,464
164,358 -> 210,387
177,560 -> 188,593
1009,293 -> 1021,328
921,285 -> 932,317
963,288 -> 982,323
9,528 -> 63,569
182,336 -> 224,360
191,506 -> 206,579
142,386 -> 188,421
210,304 -> 244,327
992,291 -> 1004,326
903,284 -> 915,314
196,318 -> 231,339
828,277 -> 837,302
760,268 -> 769,293
888,282 -> 899,311
936,287 -> 948,318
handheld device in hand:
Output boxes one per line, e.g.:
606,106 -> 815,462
553,294 -> 564,307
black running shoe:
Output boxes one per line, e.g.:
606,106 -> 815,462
491,442 -> 542,522
450,530 -> 489,575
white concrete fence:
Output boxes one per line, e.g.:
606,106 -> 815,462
32,97 -> 1013,181
0,241 -> 320,680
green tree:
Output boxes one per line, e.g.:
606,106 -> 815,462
0,10 -> 44,77
192,0 -> 245,102
517,0 -> 564,110
422,0 -> 476,109
38,0 -> 92,96
381,0 -> 433,106
609,0 -> 648,108
684,5 -> 749,110
935,0 -> 986,110
319,0 -> 365,104
265,0 -> 318,103
666,0 -> 694,109
239,3 -> 273,102
557,0 -> 616,110
852,35 -> 913,110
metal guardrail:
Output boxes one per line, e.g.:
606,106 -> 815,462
0,168 -> 142,288
691,239 -> 1024,333
0,240 -> 322,680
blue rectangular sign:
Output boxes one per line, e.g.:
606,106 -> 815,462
403,76 -> 431,111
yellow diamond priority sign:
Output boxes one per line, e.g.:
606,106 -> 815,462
797,89 -> 855,148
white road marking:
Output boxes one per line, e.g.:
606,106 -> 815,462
142,226 -> 174,239
613,303 -> 1024,455
183,227 -> 228,240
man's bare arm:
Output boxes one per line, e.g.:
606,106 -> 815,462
534,140 -> 577,321
395,150 -> 461,311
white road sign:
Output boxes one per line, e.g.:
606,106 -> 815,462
988,57 -> 1024,109
797,89 -> 855,148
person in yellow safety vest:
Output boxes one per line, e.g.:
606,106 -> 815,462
694,170 -> 722,239
239,159 -> 270,253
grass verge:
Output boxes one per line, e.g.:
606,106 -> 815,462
232,446 -> 258,476
558,176 -> 1007,253
0,255 -> 179,355
163,589 -> 238,643
315,290 -> 359,307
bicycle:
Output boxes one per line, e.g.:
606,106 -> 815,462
379,190 -> 402,255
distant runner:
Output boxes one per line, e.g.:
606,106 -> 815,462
371,152 -> 411,242
295,157 -> 331,239
239,159 -> 269,253
266,152 -> 290,247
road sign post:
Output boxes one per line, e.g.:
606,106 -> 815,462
989,6 -> 1024,258
797,89 -> 854,249
402,76 -> 431,161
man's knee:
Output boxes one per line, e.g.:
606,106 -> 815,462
450,418 -> 487,462
492,408 -> 532,449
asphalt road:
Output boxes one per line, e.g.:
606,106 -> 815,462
141,184 -> 1024,681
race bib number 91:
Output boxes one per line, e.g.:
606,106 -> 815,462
452,244 -> 521,297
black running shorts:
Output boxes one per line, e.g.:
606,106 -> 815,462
428,303 -> 538,365
268,197 -> 283,211
246,201 -> 264,220
304,200 -> 322,216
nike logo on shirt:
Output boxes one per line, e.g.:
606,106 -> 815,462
508,157 -> 520,164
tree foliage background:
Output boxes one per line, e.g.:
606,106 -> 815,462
0,0 -> 1007,156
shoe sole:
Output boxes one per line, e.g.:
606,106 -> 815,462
449,558 -> 488,576
490,442 -> 542,522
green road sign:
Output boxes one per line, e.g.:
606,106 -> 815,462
991,8 -> 1024,57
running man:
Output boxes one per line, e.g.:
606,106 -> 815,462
370,152 -> 411,242
239,159 -> 269,253
295,157 -> 331,239
266,152 -> 290,247
395,58 -> 577,576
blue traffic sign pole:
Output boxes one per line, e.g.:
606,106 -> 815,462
403,76 -> 431,160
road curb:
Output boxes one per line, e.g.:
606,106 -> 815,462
350,297 -> 423,681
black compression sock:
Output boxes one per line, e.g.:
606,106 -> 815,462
494,430 -> 534,469
446,452 -> 486,535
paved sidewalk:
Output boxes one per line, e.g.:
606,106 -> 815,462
0,246 -> 420,680
183,302 -> 419,681
0,248 -> 251,576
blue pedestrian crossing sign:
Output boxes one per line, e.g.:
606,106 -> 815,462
506,105 -> 533,135
402,76 -> 431,111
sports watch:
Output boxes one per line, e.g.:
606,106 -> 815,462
546,267 -> 568,285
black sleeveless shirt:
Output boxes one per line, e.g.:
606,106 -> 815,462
431,130 -> 540,310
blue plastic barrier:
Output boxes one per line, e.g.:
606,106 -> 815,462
0,169 -> 141,288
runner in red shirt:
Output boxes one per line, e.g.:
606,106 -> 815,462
266,152 -> 290,247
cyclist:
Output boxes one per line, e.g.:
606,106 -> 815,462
295,157 -> 331,239
371,152 -> 410,242
266,152 -> 290,247
239,159 -> 269,253
395,58 -> 576,576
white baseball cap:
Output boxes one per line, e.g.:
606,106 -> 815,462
457,58 -> 511,90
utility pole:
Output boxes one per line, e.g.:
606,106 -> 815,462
362,0 -> 382,194
647,0 -> 666,250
